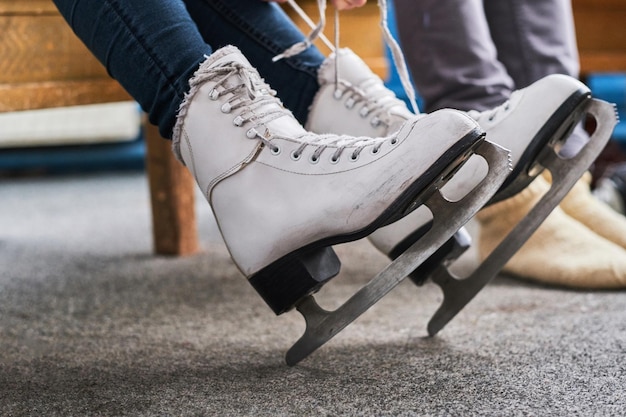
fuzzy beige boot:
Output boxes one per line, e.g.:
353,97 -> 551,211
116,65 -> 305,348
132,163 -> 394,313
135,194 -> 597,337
477,176 -> 626,289
543,171 -> 626,249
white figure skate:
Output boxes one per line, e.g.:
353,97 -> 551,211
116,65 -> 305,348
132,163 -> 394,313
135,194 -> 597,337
173,45 -> 512,366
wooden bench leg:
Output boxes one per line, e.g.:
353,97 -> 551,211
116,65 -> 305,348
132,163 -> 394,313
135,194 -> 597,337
144,121 -> 199,255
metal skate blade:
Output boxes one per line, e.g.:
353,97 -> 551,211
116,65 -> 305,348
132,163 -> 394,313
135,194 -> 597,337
285,140 -> 511,366
427,99 -> 618,337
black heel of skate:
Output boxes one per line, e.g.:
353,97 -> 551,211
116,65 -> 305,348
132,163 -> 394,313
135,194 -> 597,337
249,247 -> 341,315
388,224 -> 472,286
410,229 -> 471,285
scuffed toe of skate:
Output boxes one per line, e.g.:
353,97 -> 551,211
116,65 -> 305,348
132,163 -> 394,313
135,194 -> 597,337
477,176 -> 626,289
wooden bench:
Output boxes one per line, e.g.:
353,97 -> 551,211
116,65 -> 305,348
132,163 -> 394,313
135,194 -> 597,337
0,0 -> 198,256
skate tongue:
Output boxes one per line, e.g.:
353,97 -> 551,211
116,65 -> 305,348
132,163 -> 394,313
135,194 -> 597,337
205,46 -> 278,102
207,45 -> 253,70
321,47 -> 415,127
320,48 -> 379,87
205,47 -> 307,138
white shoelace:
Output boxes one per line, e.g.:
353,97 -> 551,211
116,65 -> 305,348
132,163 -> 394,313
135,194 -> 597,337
212,62 -> 388,160
293,130 -> 388,162
209,64 -> 287,147
278,0 -> 419,114
273,0 -> 330,62
333,77 -> 405,128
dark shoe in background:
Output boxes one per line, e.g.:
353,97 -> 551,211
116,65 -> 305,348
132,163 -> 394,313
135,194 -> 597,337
593,161 -> 626,215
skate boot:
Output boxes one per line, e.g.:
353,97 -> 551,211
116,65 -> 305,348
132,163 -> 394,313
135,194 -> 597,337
305,48 -> 617,340
369,73 -> 597,284
172,46 -> 501,327
306,49 -> 415,137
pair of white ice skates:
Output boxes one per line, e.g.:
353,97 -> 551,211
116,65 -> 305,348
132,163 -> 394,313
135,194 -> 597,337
173,45 -> 617,365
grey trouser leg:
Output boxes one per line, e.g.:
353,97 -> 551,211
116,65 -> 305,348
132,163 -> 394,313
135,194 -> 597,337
394,0 -> 514,113
483,0 -> 580,88
394,0 -> 579,111
394,0 -> 587,155
483,0 -> 587,156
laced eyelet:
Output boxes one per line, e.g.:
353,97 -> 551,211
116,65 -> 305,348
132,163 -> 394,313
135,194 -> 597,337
349,152 -> 360,162
209,89 -> 219,100
270,145 -> 281,155
309,154 -> 320,164
390,138 -> 398,145
221,103 -> 232,113
370,146 -> 380,155
290,151 -> 302,161
345,98 -> 356,109
246,128 -> 257,139
329,154 -> 340,164
233,116 -> 244,127
359,107 -> 370,117
333,89 -> 343,100
488,115 -> 495,121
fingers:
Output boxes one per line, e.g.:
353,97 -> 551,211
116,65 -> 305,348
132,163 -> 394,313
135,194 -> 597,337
332,0 -> 367,10
266,0 -> 366,11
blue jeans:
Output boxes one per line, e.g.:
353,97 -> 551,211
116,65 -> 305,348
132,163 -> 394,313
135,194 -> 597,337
52,0 -> 325,138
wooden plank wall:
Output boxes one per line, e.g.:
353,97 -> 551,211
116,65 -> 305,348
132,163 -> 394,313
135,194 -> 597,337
3,0 -> 625,114
0,0 -> 130,112
285,0 -> 626,77
572,0 -> 626,74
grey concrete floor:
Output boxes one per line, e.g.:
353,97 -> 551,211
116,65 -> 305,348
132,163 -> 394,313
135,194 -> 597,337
1,171 -> 625,416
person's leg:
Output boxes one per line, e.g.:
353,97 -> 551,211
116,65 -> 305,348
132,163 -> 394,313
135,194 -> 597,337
483,0 -> 588,159
54,0 -> 494,316
483,0 -> 626,251
483,0 -> 580,87
375,0 -> 626,288
465,0 -> 626,284
52,0 -> 322,137
52,0 -> 210,138
182,0 -> 324,125
310,46 -> 626,290
392,0 -> 589,193
393,0 -> 514,113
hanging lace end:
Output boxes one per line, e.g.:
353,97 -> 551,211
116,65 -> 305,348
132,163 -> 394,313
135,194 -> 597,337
276,0 -> 328,62
287,0 -> 335,51
378,0 -> 420,114
273,40 -> 312,62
